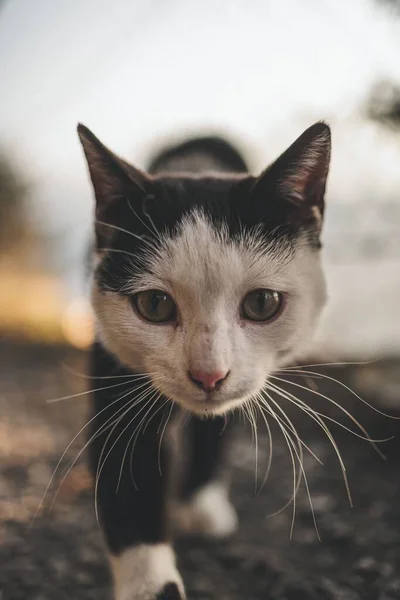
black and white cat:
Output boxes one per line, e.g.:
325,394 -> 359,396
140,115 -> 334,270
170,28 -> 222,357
78,121 -> 331,600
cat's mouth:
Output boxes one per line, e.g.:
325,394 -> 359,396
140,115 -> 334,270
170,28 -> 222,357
162,384 -> 257,417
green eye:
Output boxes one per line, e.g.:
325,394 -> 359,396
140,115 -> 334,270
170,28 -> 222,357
132,290 -> 177,323
241,289 -> 283,322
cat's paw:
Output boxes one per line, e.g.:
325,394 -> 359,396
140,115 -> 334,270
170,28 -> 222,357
111,544 -> 185,600
173,482 -> 238,539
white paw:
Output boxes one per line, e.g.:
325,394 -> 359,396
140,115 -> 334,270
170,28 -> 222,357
110,544 -> 185,600
173,482 -> 238,539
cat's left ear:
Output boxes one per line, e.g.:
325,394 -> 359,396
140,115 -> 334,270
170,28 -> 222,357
77,124 -> 151,214
253,122 -> 331,227
78,124 -> 153,246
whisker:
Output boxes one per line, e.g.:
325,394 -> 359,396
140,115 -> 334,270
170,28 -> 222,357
62,363 -> 155,381
242,400 -> 259,493
95,384 -> 157,484
49,382 -> 153,509
157,400 -> 175,477
127,198 -> 162,242
117,389 -> 162,492
46,378 -> 139,404
278,368 -> 400,420
141,196 -> 162,241
94,388 -> 158,523
94,373 -> 169,496
253,400 -> 273,494
97,247 -> 144,260
95,220 -> 154,245
267,381 -> 353,506
270,375 -> 387,456
263,391 -> 320,540
258,392 -> 323,465
284,360 -> 374,370
131,396 -> 171,485
31,380 -> 152,524
257,393 -> 310,522
258,398 -> 299,538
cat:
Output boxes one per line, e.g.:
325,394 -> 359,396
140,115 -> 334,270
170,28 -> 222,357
78,120 -> 331,600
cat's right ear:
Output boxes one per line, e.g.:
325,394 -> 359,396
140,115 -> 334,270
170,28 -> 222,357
77,124 -> 151,244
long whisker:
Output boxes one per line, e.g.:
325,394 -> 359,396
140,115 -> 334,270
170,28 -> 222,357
270,375 -> 387,456
157,400 -> 175,476
46,377 -> 140,404
263,390 -> 320,540
256,393 -> 303,515
94,371 -> 170,494
97,247 -> 143,260
284,360 -> 374,370
129,396 -> 171,488
117,389 -> 162,492
127,198 -> 162,242
94,388 -> 158,523
95,220 -> 154,245
278,368 -> 400,420
258,392 -> 323,465
61,363 -> 155,381
257,393 -> 308,519
258,397 -> 299,538
95,384 -> 157,486
31,380 -> 150,524
141,197 -> 163,241
267,380 -> 353,506
242,399 -> 259,493
249,400 -> 260,493
253,400 -> 273,494
48,382 -> 153,511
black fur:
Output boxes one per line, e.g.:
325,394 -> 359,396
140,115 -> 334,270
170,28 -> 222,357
156,583 -> 182,600
179,415 -> 234,500
147,135 -> 249,175
89,342 -> 173,553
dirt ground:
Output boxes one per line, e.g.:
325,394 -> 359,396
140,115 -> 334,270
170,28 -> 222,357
1,340 -> 400,600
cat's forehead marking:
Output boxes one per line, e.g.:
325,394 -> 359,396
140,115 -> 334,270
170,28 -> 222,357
139,210 -> 294,299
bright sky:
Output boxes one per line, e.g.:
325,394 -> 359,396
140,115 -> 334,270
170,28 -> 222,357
1,0 -> 400,353
2,0 -> 399,167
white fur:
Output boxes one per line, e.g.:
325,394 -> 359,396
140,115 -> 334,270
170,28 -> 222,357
93,210 -> 326,416
172,482 -> 238,538
110,544 -> 185,600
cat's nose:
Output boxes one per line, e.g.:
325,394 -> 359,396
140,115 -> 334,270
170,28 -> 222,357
188,369 -> 230,392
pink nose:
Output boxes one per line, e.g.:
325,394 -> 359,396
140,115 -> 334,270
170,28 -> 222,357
189,369 -> 229,392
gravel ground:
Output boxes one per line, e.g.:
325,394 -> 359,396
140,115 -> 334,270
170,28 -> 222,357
1,341 -> 400,600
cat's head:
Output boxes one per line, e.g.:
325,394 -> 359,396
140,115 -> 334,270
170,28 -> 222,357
78,123 -> 331,416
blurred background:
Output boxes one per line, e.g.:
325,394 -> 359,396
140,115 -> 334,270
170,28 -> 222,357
1,0 -> 400,356
1,1 -> 400,599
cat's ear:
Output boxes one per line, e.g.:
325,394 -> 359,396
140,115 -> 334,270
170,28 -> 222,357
253,122 -> 331,227
77,124 -> 150,209
78,124 -> 152,246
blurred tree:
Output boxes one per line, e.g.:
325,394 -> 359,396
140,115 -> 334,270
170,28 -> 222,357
0,152 -> 27,251
369,81 -> 400,129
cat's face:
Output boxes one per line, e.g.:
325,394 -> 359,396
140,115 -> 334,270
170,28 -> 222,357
79,123 -> 331,416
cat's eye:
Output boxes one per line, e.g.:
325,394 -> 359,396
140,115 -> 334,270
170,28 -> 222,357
241,289 -> 283,322
132,290 -> 177,323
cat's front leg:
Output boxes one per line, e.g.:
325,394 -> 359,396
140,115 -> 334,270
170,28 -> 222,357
89,380 -> 185,600
173,415 -> 237,539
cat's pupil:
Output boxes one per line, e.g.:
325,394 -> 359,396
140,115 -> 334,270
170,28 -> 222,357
242,289 -> 282,321
133,290 -> 176,323
152,293 -> 164,312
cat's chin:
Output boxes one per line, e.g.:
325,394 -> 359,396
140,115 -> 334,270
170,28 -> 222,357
175,394 -> 249,418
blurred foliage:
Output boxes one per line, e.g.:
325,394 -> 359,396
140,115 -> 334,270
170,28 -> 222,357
368,81 -> 400,129
0,151 -> 27,250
